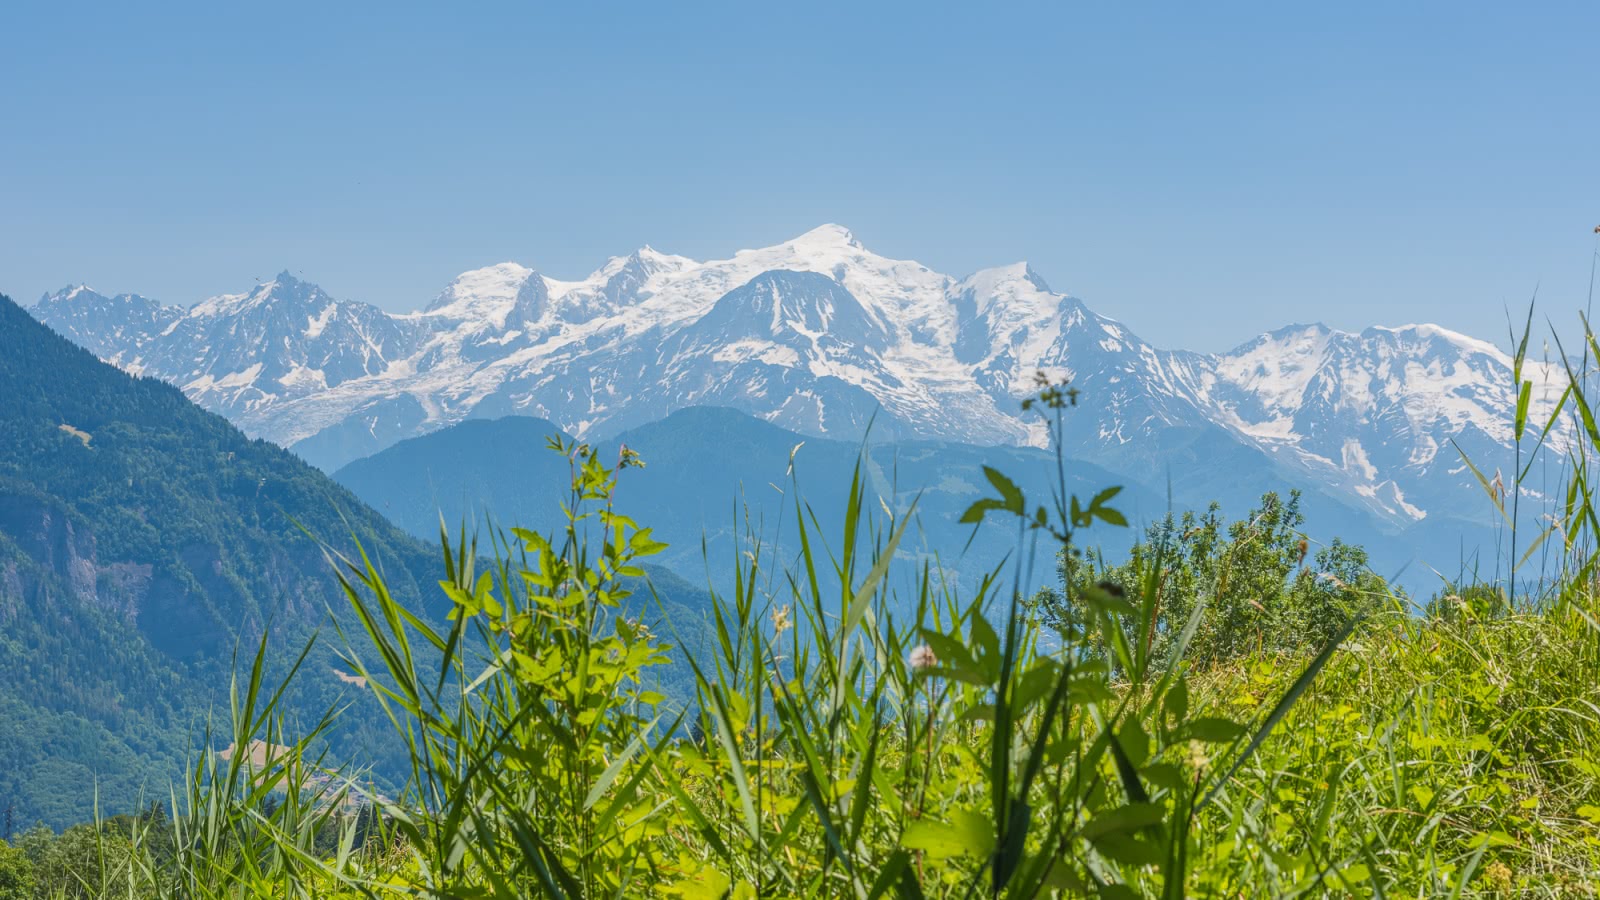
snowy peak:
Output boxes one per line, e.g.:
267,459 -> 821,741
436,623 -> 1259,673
958,261 -> 1052,297
623,244 -> 696,275
692,270 -> 890,353
952,262 -> 1063,367
27,224 -> 1549,533
187,270 -> 322,318
612,245 -> 697,287
39,283 -> 99,304
786,223 -> 863,251
1198,318 -> 1565,524
547,246 -> 698,323
1359,322 -> 1512,366
947,260 -> 1187,443
36,283 -> 165,312
422,263 -> 536,319
1213,324 -> 1338,414
1214,320 -> 1525,425
249,270 -> 327,308
35,271 -> 421,415
30,285 -> 181,366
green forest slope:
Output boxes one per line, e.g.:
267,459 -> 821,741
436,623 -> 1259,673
0,293 -> 452,827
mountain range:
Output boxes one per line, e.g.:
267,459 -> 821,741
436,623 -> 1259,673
0,294 -> 709,828
29,224 -> 1562,576
4,223 -> 1566,824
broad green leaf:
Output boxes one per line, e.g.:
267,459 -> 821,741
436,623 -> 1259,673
1180,717 -> 1246,743
902,808 -> 994,861
982,465 -> 1025,515
1078,802 -> 1165,840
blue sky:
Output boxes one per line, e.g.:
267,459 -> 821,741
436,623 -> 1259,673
2,1 -> 1596,351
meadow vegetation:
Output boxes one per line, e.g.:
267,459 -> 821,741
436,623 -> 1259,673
7,314 -> 1600,897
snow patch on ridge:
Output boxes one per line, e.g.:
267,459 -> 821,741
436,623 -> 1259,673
304,303 -> 337,338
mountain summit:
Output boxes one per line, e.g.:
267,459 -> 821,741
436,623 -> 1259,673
29,226 -> 1562,531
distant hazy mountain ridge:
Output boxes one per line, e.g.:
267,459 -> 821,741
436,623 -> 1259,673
30,225 -> 1564,530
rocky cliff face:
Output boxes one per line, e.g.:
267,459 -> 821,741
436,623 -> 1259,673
0,489 -> 244,657
0,489 -> 100,611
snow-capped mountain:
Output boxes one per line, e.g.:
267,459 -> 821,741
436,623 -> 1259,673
28,225 -> 1559,535
35,272 -> 417,418
1202,323 -> 1565,525
30,285 -> 182,364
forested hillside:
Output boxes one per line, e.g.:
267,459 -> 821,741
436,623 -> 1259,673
0,293 -> 442,828
0,292 -> 716,829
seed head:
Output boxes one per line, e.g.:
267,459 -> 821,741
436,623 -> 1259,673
1484,860 -> 1513,890
909,644 -> 938,672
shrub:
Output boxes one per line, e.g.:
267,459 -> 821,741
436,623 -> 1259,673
0,839 -> 34,900
1035,491 -> 1389,668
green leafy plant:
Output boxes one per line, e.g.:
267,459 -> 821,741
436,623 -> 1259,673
1036,491 -> 1388,669
33,303 -> 1600,896
285,372 -> 1361,897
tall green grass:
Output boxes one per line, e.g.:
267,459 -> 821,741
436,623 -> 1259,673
12,307 -> 1600,896
285,385 -> 1356,897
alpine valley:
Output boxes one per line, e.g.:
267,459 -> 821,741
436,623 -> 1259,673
0,294 -> 713,830
30,225 -> 1565,586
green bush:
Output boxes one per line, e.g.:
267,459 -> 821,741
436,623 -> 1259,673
1035,490 -> 1390,668
0,840 -> 34,900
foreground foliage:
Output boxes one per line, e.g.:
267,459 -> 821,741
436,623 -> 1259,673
18,304 -> 1600,896
1037,489 -> 1389,670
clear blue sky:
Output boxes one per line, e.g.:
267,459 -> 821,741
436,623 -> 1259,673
2,1 -> 1596,352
